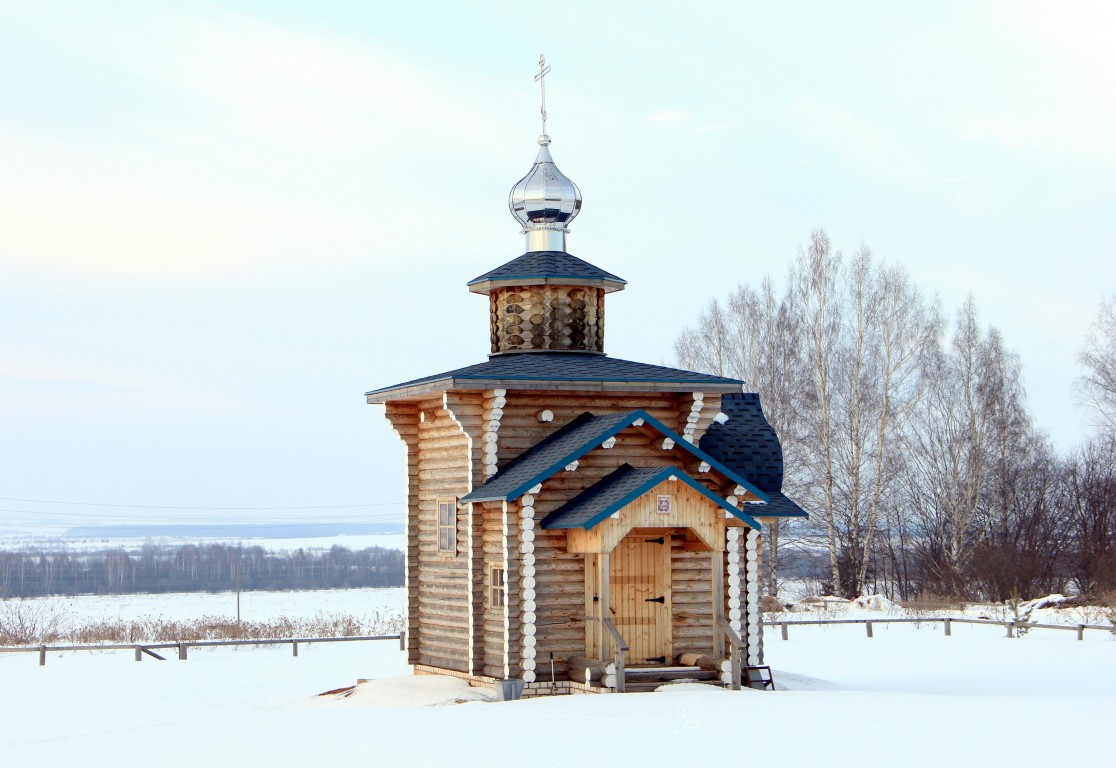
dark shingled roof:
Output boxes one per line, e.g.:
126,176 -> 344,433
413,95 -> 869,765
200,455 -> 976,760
467,251 -> 625,288
461,409 -> 767,504
461,411 -> 631,503
365,353 -> 744,397
699,393 -> 808,518
541,464 -> 760,531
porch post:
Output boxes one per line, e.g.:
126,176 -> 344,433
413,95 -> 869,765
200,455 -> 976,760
712,549 -> 725,659
598,551 -> 610,660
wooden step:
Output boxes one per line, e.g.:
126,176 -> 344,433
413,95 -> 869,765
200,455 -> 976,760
624,668 -> 719,684
627,666 -> 704,675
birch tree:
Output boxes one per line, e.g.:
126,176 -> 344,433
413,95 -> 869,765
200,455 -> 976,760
1079,294 -> 1116,433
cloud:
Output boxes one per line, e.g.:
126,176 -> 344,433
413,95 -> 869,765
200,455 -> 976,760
0,7 -> 517,278
648,110 -> 693,124
648,110 -> 731,134
693,123 -> 731,134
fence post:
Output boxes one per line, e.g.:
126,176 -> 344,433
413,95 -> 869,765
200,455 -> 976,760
944,618 -> 951,637
135,645 -> 143,661
1077,624 -> 1085,641
292,641 -> 299,657
865,621 -> 873,638
1006,622 -> 1014,639
39,645 -> 46,666
780,623 -> 789,641
178,643 -> 188,660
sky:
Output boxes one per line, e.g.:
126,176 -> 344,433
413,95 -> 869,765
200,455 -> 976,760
2,1 -> 1114,529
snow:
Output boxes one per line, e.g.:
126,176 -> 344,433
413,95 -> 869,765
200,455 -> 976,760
849,593 -> 897,612
3,601 -> 1113,767
16,586 -> 406,626
336,675 -> 498,707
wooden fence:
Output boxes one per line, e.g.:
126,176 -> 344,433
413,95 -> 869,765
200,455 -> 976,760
0,632 -> 405,666
764,617 -> 1114,641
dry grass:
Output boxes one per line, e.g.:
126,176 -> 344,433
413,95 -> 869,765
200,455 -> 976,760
900,594 -> 968,612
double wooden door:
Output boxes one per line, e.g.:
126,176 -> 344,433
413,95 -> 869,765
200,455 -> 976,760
610,533 -> 672,664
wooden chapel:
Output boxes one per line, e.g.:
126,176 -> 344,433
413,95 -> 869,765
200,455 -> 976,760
366,64 -> 806,696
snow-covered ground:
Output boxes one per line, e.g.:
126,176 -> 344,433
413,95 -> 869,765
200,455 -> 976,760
13,586 -> 406,627
2,598 -> 1113,767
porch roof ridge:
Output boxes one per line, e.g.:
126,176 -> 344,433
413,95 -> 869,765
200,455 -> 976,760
540,464 -> 761,531
460,409 -> 769,505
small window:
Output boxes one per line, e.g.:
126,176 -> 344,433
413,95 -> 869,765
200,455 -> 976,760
438,499 -> 457,556
489,565 -> 505,609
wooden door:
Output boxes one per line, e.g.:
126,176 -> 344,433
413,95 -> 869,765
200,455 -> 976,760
609,533 -> 672,664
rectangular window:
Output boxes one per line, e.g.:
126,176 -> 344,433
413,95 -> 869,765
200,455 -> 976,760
438,499 -> 457,556
489,565 -> 505,609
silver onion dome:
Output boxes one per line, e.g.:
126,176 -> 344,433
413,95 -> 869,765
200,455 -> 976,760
508,134 -> 582,252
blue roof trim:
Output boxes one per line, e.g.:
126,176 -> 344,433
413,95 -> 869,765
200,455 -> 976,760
461,411 -> 638,503
461,408 -> 769,505
541,464 -> 761,531
467,272 -> 627,285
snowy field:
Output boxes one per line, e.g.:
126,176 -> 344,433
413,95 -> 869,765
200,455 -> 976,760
2,599 -> 1113,767
14,586 -> 406,627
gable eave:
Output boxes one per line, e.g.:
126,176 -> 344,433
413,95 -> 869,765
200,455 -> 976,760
463,408 -> 771,506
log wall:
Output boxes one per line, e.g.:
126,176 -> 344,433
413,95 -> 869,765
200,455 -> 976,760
412,397 -> 472,672
386,385 -> 739,681
489,286 -> 606,354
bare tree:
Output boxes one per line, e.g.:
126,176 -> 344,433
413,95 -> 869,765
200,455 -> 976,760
786,230 -> 843,592
1063,435 -> 1116,595
674,231 -> 1074,602
1078,294 -> 1116,433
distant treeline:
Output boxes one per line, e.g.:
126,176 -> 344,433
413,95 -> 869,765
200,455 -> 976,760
0,543 -> 404,598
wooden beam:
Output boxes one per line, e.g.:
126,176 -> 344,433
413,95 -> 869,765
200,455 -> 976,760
712,550 -> 725,660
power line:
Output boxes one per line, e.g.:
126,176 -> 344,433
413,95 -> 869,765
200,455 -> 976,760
0,496 -> 404,511
0,507 -> 405,524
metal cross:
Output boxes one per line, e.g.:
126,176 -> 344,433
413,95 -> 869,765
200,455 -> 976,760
534,54 -> 551,135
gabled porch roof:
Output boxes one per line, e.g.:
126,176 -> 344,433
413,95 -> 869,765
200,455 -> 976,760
541,464 -> 761,531
459,409 -> 769,505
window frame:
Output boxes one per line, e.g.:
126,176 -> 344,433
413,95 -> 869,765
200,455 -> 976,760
437,498 -> 458,556
489,563 -> 506,610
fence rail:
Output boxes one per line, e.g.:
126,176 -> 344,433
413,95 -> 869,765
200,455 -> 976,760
763,617 -> 1113,641
0,632 -> 405,666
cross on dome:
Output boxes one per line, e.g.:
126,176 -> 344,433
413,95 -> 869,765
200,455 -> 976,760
509,54 -> 582,253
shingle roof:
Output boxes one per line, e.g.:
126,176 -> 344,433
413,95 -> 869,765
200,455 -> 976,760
467,251 -> 625,289
699,393 -> 808,518
365,353 -> 745,398
541,464 -> 760,531
461,411 -> 632,503
460,409 -> 767,504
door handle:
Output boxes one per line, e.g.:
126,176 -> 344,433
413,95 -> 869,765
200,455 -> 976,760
644,595 -> 665,604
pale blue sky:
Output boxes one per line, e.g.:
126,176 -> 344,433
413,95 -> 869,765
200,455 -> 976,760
2,1 -> 1114,527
